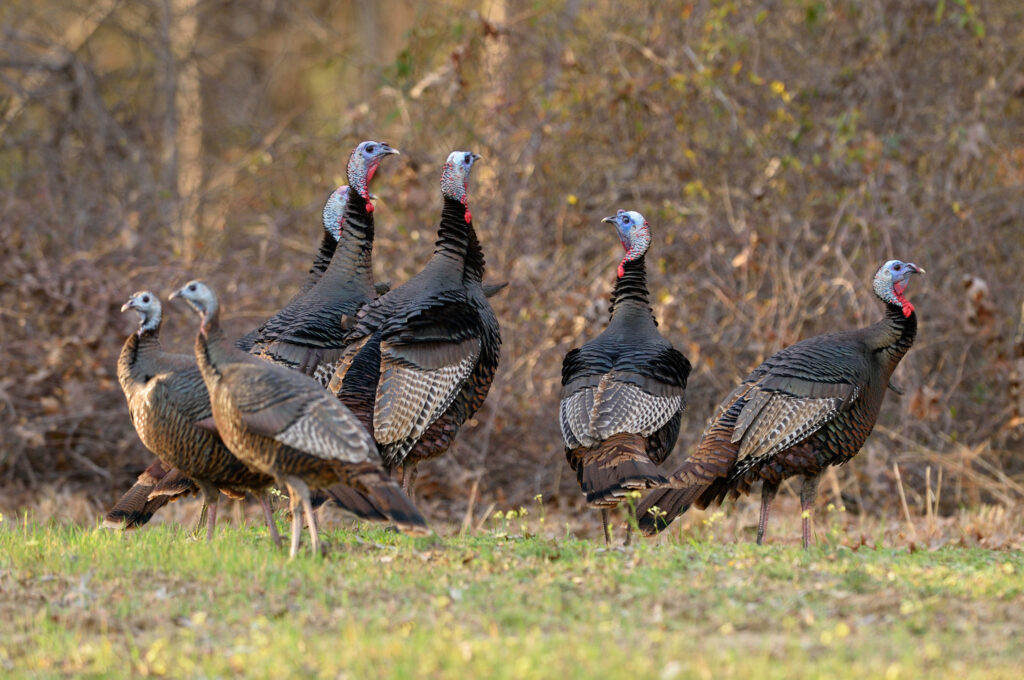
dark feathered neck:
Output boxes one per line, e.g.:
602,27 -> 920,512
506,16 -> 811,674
875,301 -> 917,362
319,195 -> 376,294
464,217 -> 486,284
303,231 -> 339,290
430,196 -> 477,275
609,256 -> 653,319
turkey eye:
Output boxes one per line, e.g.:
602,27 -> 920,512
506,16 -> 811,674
188,284 -> 196,291
142,295 -> 150,303
365,144 -> 376,154
893,263 -> 902,271
623,216 -> 631,224
464,153 -> 472,164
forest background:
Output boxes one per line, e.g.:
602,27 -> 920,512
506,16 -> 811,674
1,0 -> 1022,533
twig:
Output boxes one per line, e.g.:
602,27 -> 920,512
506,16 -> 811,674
893,463 -> 918,543
460,479 -> 479,537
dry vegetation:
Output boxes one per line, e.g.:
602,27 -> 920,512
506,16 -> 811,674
1,0 -> 1023,529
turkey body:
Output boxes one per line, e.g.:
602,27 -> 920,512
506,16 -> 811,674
114,298 -> 278,540
559,211 -> 689,541
637,261 -> 921,546
560,297 -> 691,503
177,280 -> 427,556
245,192 -> 380,384
330,161 -> 500,489
245,142 -> 398,384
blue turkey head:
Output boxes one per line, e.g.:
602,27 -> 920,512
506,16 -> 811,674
346,140 -> 400,210
601,209 -> 651,278
121,290 -> 162,336
321,185 -> 349,240
872,259 -> 924,318
441,151 -> 482,221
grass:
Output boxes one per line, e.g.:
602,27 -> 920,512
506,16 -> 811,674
1,506 -> 1023,679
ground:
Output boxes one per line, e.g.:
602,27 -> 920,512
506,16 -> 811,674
1,499 -> 1022,678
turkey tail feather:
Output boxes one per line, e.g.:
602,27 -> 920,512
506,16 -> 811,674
104,482 -> 169,529
103,460 -> 193,529
312,484 -> 390,523
349,468 -> 429,535
634,486 -> 705,536
570,432 -> 667,508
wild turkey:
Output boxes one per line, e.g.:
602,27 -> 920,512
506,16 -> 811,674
328,151 -> 501,495
636,259 -> 924,547
110,185 -> 363,529
246,141 -> 399,383
559,210 -> 691,543
112,291 -> 280,542
172,280 -> 427,557
236,185 -> 352,352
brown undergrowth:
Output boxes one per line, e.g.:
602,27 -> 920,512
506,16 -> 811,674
1,1 -> 1023,525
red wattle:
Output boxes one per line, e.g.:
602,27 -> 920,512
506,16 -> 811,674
365,201 -> 374,213
902,301 -> 914,318
617,261 -> 625,278
465,209 -> 472,223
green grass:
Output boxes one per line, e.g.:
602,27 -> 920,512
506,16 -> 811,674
1,515 -> 1022,679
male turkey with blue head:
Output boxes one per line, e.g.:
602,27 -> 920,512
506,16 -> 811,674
637,259 -> 924,547
245,140 -> 399,380
559,210 -> 691,543
328,150 -> 502,498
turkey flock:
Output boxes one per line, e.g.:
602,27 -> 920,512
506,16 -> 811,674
107,140 -> 924,556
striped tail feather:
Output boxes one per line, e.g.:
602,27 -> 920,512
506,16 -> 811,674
569,432 -> 668,509
147,466 -> 199,499
103,460 -> 194,529
347,466 -> 430,535
634,486 -> 703,536
311,484 -> 391,523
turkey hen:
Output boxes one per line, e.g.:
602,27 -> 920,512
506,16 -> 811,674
329,151 -> 501,495
172,280 -> 427,557
636,259 -> 924,547
559,210 -> 690,543
111,291 -> 280,542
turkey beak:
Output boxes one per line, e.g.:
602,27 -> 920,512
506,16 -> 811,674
471,153 -> 482,162
168,288 -> 182,302
908,263 -> 925,275
601,216 -> 616,224
381,144 -> 400,156
120,300 -> 134,313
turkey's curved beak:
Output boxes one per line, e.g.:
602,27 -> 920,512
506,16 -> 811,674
168,288 -> 182,301
120,300 -> 135,313
380,144 -> 400,156
908,263 -> 925,275
601,215 -> 616,224
471,153 -> 482,162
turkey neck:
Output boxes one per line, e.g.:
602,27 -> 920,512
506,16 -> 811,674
118,325 -> 162,387
464,223 -> 486,285
194,309 -> 238,379
319,196 -> 375,297
429,196 -> 477,278
609,256 -> 653,320
872,302 -> 917,374
308,231 -> 339,282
